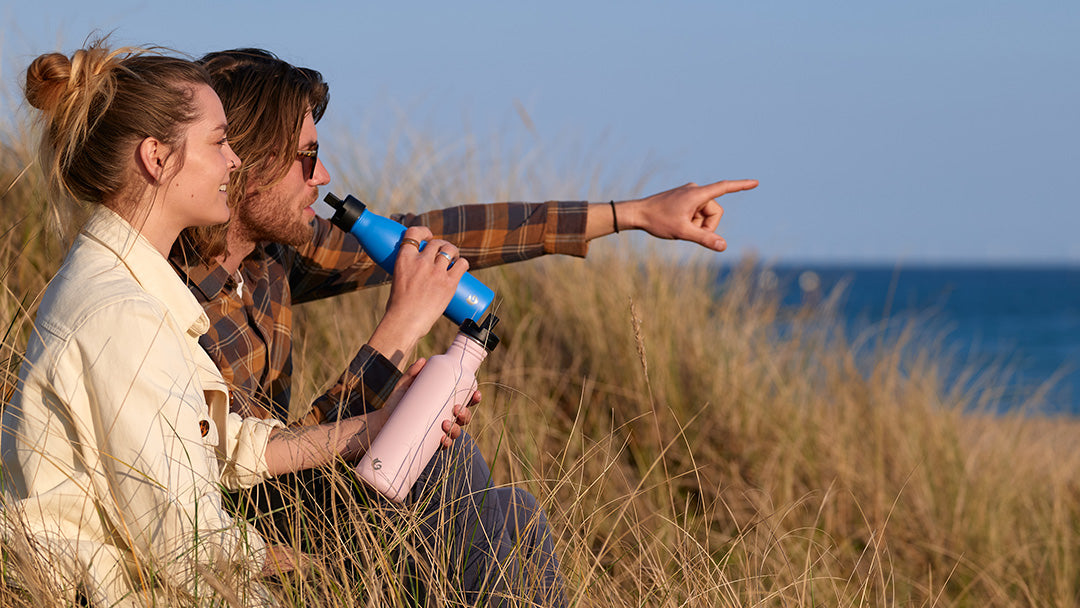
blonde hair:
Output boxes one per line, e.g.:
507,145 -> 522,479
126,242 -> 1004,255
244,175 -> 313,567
24,39 -> 213,212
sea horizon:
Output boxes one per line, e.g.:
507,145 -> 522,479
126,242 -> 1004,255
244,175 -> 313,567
715,262 -> 1080,416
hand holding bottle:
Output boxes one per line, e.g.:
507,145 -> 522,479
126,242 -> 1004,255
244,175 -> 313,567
393,357 -> 482,451
338,357 -> 479,463
367,225 -> 469,367
440,397 -> 478,447
324,192 -> 493,324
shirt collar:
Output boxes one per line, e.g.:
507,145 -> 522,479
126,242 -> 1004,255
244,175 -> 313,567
170,240 -> 269,301
170,246 -> 231,301
81,206 -> 210,337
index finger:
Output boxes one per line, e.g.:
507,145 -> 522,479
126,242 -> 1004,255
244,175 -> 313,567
402,225 -> 434,243
701,179 -> 759,199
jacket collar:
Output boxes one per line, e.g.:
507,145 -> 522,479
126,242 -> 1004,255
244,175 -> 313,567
81,206 -> 209,337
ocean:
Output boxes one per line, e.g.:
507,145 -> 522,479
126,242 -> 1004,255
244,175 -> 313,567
749,265 -> 1080,415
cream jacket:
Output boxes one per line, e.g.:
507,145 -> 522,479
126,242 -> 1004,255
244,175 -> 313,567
1,207 -> 282,606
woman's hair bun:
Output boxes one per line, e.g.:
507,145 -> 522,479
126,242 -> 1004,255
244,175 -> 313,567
24,52 -> 73,113
24,39 -> 211,209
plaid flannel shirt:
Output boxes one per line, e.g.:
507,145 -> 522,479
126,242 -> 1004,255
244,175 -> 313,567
171,200 -> 589,426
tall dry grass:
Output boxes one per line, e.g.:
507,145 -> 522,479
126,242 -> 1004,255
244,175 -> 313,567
2,111 -> 1080,607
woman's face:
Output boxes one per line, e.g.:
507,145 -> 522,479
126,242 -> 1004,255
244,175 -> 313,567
162,83 -> 241,229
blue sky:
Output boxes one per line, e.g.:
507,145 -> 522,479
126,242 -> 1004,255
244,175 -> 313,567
2,1 -> 1077,264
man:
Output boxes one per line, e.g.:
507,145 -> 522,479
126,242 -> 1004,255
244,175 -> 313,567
170,48 -> 756,605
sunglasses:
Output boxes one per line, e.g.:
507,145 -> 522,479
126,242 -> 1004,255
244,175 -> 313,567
297,146 -> 319,180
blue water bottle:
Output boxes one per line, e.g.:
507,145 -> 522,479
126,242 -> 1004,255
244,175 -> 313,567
324,192 -> 494,324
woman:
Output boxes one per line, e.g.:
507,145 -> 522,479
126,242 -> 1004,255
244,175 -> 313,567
0,42 -> 280,606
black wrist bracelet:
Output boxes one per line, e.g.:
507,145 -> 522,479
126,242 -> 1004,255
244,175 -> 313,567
610,200 -> 619,233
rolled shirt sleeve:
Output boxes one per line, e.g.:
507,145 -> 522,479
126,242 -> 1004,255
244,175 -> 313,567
210,395 -> 284,490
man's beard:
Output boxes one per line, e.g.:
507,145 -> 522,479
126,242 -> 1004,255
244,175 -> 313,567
236,188 -> 314,247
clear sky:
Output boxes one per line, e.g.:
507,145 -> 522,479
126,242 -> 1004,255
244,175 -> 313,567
1,1 -> 1077,264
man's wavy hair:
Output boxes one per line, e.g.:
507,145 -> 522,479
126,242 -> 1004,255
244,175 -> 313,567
174,48 -> 329,263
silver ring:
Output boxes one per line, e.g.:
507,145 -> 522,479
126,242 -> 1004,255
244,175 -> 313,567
436,251 -> 454,263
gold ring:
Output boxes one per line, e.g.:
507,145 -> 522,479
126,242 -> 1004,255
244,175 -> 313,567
436,250 -> 454,263
400,237 -> 421,249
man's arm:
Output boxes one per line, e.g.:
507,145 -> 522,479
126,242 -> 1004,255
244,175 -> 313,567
305,344 -> 403,424
294,180 -> 754,425
288,200 -> 590,305
584,180 -> 759,250
394,200 -> 590,269
291,178 -> 755,304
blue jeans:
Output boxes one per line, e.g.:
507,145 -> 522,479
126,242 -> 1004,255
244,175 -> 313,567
410,432 -> 566,607
227,432 -> 566,606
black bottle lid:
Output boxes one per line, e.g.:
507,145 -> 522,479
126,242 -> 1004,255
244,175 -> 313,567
324,192 -> 367,232
460,313 -> 500,352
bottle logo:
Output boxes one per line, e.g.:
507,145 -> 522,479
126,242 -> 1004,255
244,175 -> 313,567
372,458 -> 382,470
467,294 -> 479,306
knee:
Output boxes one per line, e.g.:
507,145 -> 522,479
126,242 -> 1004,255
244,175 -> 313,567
509,488 -> 539,516
504,488 -> 552,532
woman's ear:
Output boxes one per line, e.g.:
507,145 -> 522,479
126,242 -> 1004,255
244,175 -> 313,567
136,137 -> 170,183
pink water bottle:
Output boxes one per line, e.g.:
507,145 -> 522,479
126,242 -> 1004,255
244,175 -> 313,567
356,314 -> 500,503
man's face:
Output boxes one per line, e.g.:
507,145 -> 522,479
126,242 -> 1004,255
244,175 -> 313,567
234,111 -> 329,247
